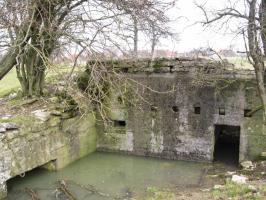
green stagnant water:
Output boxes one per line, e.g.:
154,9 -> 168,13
7,152 -> 208,200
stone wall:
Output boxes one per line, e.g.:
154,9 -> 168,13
0,113 -> 96,199
96,59 -> 266,163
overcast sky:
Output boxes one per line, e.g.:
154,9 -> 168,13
149,0 -> 246,53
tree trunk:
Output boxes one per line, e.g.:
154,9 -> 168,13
249,0 -> 266,133
16,46 -> 50,97
151,25 -> 157,60
0,0 -> 57,97
0,47 -> 20,80
0,0 -> 86,97
260,0 -> 266,54
151,38 -> 156,60
254,62 -> 266,132
133,16 -> 138,58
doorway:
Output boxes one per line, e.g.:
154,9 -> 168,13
214,125 -> 240,165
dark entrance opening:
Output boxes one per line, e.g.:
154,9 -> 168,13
214,125 -> 240,165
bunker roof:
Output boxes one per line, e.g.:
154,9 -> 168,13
86,57 -> 255,79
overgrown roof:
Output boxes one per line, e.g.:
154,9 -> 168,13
86,57 -> 255,77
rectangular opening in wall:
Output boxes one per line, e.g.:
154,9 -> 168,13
172,106 -> 179,113
219,108 -> 225,115
214,125 -> 240,166
194,106 -> 201,114
114,120 -> 126,127
121,67 -> 129,73
244,109 -> 252,117
7,160 -> 56,198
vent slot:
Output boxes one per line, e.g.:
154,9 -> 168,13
194,106 -> 201,114
172,106 -> 179,113
114,120 -> 126,127
219,108 -> 225,115
244,109 -> 252,118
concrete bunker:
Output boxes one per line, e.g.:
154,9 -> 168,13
214,125 -> 240,165
93,58 -> 266,163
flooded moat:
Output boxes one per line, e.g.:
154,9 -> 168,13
7,152 -> 211,200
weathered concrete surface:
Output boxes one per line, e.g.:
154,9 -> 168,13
0,113 -> 96,199
96,58 -> 266,163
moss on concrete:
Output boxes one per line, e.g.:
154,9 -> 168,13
243,115 -> 266,160
0,111 -> 98,200
0,185 -> 6,200
0,115 -> 36,126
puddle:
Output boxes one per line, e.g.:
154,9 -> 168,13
7,152 -> 208,199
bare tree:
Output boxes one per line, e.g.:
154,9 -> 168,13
133,16 -> 139,57
112,0 -> 177,58
0,0 -> 89,96
140,0 -> 177,59
197,0 -> 266,129
0,0 -> 176,97
148,20 -> 174,59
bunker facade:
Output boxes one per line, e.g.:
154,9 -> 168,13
97,58 -> 266,163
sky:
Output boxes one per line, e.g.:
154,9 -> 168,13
149,0 -> 247,53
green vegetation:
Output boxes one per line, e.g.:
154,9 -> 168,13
212,180 -> 264,200
0,64 -> 85,98
152,58 -> 169,69
0,69 -> 20,97
261,183 -> 266,195
227,57 -> 253,69
144,187 -> 175,200
0,115 -> 36,126
76,70 -> 92,91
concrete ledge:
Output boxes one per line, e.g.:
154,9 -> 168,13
0,113 -> 97,199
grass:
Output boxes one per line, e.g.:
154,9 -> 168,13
0,69 -> 20,97
212,180 -> 264,200
227,57 -> 253,70
136,187 -> 175,200
260,184 -> 266,195
0,64 -> 86,98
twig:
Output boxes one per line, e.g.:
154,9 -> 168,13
57,180 -> 77,200
25,187 -> 40,200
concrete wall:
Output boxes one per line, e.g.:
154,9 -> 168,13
0,114 -> 97,199
97,68 -> 266,163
